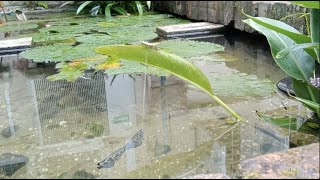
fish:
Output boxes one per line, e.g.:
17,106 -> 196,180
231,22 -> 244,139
97,147 -> 126,169
124,129 -> 144,149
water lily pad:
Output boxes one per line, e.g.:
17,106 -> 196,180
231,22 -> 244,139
157,39 -> 224,58
209,72 -> 276,97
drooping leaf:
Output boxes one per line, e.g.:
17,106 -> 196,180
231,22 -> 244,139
243,13 -> 316,58
276,43 -> 319,59
76,1 -> 93,15
59,1 -> 75,8
293,96 -> 320,113
146,1 -> 151,10
243,17 -> 315,81
290,1 -> 320,9
113,7 -> 129,15
310,9 -> 320,62
90,5 -> 100,16
292,78 -> 320,118
134,1 -> 143,16
95,45 -> 242,120
104,60 -> 169,76
105,3 -> 113,19
157,39 -> 224,58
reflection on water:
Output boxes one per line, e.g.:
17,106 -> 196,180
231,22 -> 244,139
0,33 -> 308,179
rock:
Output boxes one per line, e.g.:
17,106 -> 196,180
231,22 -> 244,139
72,170 -> 96,179
0,153 -> 29,177
1,125 -> 19,138
183,173 -> 231,179
237,143 -> 319,179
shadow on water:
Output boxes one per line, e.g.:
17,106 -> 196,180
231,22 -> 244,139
0,30 -> 314,179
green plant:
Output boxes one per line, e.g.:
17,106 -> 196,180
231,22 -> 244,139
60,1 -> 151,18
243,1 -> 320,119
12,1 -> 49,9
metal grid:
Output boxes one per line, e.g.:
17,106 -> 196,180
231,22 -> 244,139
31,75 -> 110,145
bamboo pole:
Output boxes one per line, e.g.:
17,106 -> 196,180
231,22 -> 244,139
0,1 -> 8,22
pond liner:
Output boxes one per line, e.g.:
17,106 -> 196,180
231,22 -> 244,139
276,77 -> 295,96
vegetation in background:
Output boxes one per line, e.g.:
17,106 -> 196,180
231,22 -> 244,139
60,1 -> 151,18
243,1 -> 320,119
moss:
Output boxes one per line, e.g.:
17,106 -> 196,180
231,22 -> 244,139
89,123 -> 104,137
280,168 -> 299,177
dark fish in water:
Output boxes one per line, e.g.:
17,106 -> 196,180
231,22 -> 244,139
124,129 -> 144,149
97,147 -> 125,169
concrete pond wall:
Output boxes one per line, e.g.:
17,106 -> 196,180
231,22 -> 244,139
152,1 -> 309,34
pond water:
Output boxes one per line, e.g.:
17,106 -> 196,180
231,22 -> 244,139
0,12 -> 315,179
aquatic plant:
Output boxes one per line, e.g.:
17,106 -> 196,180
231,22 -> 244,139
243,1 -> 320,119
95,45 -> 242,120
157,39 -> 224,58
60,1 -> 151,18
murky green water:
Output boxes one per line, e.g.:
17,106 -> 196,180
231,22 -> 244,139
0,12 -> 317,179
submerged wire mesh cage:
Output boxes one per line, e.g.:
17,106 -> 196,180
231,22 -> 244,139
31,75 -> 110,145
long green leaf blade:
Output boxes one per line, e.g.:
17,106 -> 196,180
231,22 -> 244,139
276,43 -> 319,59
76,1 -> 92,15
105,4 -> 113,19
243,18 -> 315,81
95,45 -> 241,120
243,13 -> 311,43
59,1 -> 75,8
146,1 -> 151,10
290,1 -> 320,9
311,9 -> 320,63
243,13 -> 316,59
135,1 -> 143,16
96,45 -> 213,93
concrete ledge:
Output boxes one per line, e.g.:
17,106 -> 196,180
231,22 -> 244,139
153,1 -> 309,34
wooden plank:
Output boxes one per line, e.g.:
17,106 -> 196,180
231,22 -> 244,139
0,37 -> 32,54
156,22 -> 224,38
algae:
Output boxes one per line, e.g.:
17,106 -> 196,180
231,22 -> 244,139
157,39 -> 225,58
209,72 -> 276,97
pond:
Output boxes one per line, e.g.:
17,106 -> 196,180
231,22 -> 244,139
0,12 -> 316,179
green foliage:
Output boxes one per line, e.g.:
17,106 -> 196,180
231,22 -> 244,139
20,44 -> 98,62
243,1 -> 320,118
157,39 -> 224,58
290,1 -> 320,9
19,13 -> 190,62
259,115 -> 319,137
104,60 -> 169,76
95,45 -> 242,120
0,21 -> 39,32
61,1 -> 152,18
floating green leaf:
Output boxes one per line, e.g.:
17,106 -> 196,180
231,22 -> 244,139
0,21 -> 39,32
157,39 -> 224,58
209,72 -> 276,97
